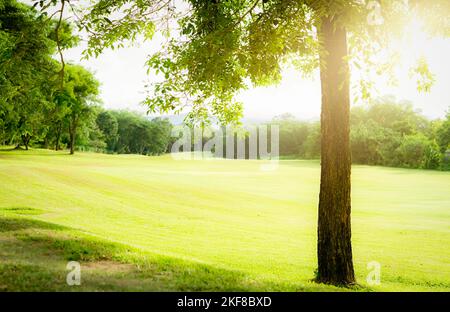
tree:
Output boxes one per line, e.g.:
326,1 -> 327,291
46,88 -> 71,150
110,111 -> 172,155
112,111 -> 141,154
61,64 -> 99,154
350,97 -> 432,166
80,106 -> 107,152
0,0 -> 78,150
147,117 -> 173,155
436,111 -> 450,170
0,0 -> 58,149
273,114 -> 310,157
38,0 -> 450,285
436,112 -> 450,154
96,111 -> 118,151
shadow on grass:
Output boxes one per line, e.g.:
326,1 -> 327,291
0,216 -> 68,233
0,207 -> 47,216
0,147 -> 16,151
0,147 -> 70,156
0,213 -> 343,292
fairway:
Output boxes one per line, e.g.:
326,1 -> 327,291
0,149 -> 449,291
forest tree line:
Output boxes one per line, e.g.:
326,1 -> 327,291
272,97 -> 450,170
177,96 -> 450,171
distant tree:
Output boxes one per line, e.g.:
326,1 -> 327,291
96,111 -> 119,151
395,134 -> 439,169
303,122 -> 321,159
112,111 -> 140,154
272,114 -> 310,157
350,120 -> 385,165
0,0 -> 57,149
49,89 -> 72,150
362,96 -> 429,136
110,111 -> 172,155
348,98 -> 447,169
436,111 -> 450,170
436,112 -> 450,154
147,118 -> 173,155
0,0 -> 77,150
62,64 -> 100,154
267,99 -> 448,170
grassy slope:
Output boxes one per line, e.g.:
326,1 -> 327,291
0,148 -> 449,291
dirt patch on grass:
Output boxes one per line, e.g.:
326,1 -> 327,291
82,261 -> 135,273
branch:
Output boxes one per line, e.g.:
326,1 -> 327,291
55,0 -> 66,90
231,0 -> 260,28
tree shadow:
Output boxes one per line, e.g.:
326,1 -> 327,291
0,148 -> 70,156
0,207 -> 46,215
0,147 -> 18,151
0,216 -> 68,233
0,214 -> 334,291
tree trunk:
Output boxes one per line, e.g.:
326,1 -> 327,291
316,16 -> 355,286
69,128 -> 75,155
21,134 -> 30,151
55,122 -> 62,151
69,118 -> 77,155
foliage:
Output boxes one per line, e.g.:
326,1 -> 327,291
349,98 -> 445,169
0,0 -> 80,149
272,113 -> 311,157
110,110 -> 172,155
54,64 -> 100,154
436,112 -> 450,153
395,134 -> 439,169
71,0 -> 450,125
96,110 -> 119,151
0,0 -> 59,148
273,98 -> 449,170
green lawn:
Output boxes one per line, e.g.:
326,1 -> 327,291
0,148 -> 449,291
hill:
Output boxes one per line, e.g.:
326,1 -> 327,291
0,149 -> 449,291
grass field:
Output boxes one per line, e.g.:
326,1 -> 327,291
0,148 -> 449,291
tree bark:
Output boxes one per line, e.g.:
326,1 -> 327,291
21,134 -> 30,151
316,16 -> 355,285
55,122 -> 62,151
69,117 -> 77,155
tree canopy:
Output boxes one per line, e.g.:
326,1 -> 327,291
1,0 -> 57,148
69,0 -> 450,125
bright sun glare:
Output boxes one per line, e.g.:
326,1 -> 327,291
239,12 -> 450,121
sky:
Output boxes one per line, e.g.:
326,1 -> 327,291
61,8 -> 450,122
